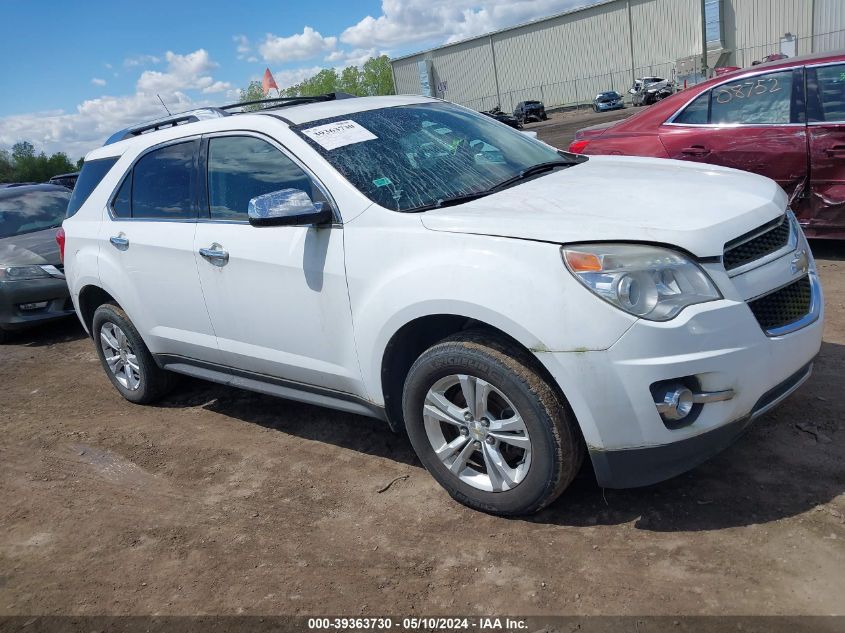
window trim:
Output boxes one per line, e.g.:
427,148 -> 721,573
106,135 -> 202,222
199,129 -> 341,225
664,66 -> 806,128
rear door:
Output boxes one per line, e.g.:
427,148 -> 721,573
805,62 -> 845,236
97,138 -> 222,363
659,68 -> 808,200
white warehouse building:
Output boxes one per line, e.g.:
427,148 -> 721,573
390,0 -> 845,113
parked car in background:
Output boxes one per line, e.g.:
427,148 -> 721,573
514,100 -> 548,123
569,51 -> 845,238
63,93 -> 821,515
630,76 -> 674,106
0,184 -> 75,342
48,171 -> 80,190
593,91 -> 624,112
481,106 -> 522,128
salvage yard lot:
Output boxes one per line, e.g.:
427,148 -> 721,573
1,112 -> 843,616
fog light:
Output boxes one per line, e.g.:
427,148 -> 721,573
655,385 -> 694,421
19,301 -> 48,311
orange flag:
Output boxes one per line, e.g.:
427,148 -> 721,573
262,68 -> 278,95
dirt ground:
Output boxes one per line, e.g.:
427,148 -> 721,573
1,111 -> 843,617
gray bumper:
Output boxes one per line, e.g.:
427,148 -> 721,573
0,278 -> 74,331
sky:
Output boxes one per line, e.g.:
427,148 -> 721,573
0,0 -> 586,159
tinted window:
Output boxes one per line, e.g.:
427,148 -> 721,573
66,158 -> 117,218
710,70 -> 793,124
813,64 -> 845,122
207,136 -> 315,220
113,173 -> 132,218
131,141 -> 197,219
673,91 -> 710,124
0,187 -> 71,239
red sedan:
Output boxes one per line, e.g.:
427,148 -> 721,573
570,51 -> 845,238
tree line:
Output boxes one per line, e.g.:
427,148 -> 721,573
0,141 -> 80,184
240,55 -> 395,109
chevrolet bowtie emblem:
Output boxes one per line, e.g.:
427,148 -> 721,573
791,249 -> 810,276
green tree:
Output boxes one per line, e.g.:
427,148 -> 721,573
239,80 -> 267,111
0,142 -> 78,184
361,55 -> 395,96
338,66 -> 363,96
0,149 -> 15,183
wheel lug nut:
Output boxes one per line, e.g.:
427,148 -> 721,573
474,441 -> 482,449
481,418 -> 490,427
485,436 -> 495,445
464,411 -> 473,421
460,427 -> 469,436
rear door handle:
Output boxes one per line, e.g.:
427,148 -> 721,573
681,145 -> 711,157
824,144 -> 845,157
109,234 -> 129,250
199,243 -> 229,267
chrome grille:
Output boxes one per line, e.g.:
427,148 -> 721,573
723,215 -> 791,271
748,276 -> 812,332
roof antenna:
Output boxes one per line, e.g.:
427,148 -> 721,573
156,94 -> 172,116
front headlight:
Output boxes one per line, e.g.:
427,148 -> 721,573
561,243 -> 721,321
0,265 -> 52,281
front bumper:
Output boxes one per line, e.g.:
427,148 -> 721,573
537,278 -> 823,488
0,278 -> 74,331
596,102 -> 624,110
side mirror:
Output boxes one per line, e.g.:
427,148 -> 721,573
248,188 -> 333,227
628,88 -> 637,95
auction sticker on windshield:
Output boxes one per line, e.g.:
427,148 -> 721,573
301,120 -> 377,150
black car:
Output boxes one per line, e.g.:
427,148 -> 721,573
481,107 -> 522,129
0,184 -> 75,342
593,91 -> 625,112
48,172 -> 79,190
513,100 -> 548,123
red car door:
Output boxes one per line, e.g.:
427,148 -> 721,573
658,68 -> 808,201
805,62 -> 845,238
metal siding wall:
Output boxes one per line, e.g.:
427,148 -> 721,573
392,55 -> 426,95
730,0 -> 813,66
813,0 -> 845,52
630,0 -> 701,79
491,2 -> 633,111
429,39 -> 498,110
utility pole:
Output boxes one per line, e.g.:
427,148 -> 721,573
700,0 -> 709,80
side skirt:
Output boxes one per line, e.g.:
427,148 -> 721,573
154,354 -> 388,422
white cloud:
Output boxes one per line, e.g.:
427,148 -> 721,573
325,47 -> 384,67
91,78 -> 107,86
234,34 -> 252,60
259,26 -> 337,62
0,49 -> 230,159
271,66 -> 326,89
124,54 -> 162,67
341,0 -> 582,48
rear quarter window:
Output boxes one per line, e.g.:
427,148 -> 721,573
66,157 -> 118,218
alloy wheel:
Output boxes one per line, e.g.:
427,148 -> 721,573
99,322 -> 141,390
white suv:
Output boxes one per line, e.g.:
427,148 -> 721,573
61,94 -> 823,515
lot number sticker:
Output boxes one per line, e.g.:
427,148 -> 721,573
302,120 -> 377,150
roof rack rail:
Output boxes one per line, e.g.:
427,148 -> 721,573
103,107 -> 230,146
219,91 -> 358,112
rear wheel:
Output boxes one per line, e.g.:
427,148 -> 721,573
402,331 -> 584,515
92,303 -> 174,404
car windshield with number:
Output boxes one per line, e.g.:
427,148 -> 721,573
294,102 -> 577,212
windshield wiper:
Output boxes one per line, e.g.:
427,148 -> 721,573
405,191 -> 493,212
489,159 -> 575,193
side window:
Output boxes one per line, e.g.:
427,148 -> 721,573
113,173 -> 131,218
709,70 -> 794,124
66,157 -> 118,218
131,141 -> 197,219
207,136 -> 317,220
673,91 -> 710,124
811,64 -> 845,123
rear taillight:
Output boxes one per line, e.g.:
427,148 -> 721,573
56,227 -> 66,263
569,139 -> 590,154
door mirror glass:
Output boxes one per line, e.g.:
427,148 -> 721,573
247,188 -> 332,227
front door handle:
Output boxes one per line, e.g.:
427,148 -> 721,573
824,144 -> 845,157
109,234 -> 129,250
199,243 -> 229,267
681,145 -> 711,157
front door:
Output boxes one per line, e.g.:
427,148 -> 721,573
659,67 -> 808,200
193,133 -> 361,395
804,62 -> 845,236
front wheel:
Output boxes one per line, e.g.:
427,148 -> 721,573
402,331 -> 584,515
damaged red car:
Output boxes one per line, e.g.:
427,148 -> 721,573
570,51 -> 845,239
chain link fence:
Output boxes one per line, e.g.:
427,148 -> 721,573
454,29 -> 845,115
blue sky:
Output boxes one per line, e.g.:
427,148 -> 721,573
0,0 -> 582,158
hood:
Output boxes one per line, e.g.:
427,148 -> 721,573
419,155 -> 787,258
0,227 -> 62,267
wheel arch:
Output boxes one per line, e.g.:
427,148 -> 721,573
78,285 -> 118,335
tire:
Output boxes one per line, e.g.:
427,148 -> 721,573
0,327 -> 9,344
402,330 -> 584,515
92,303 -> 174,404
